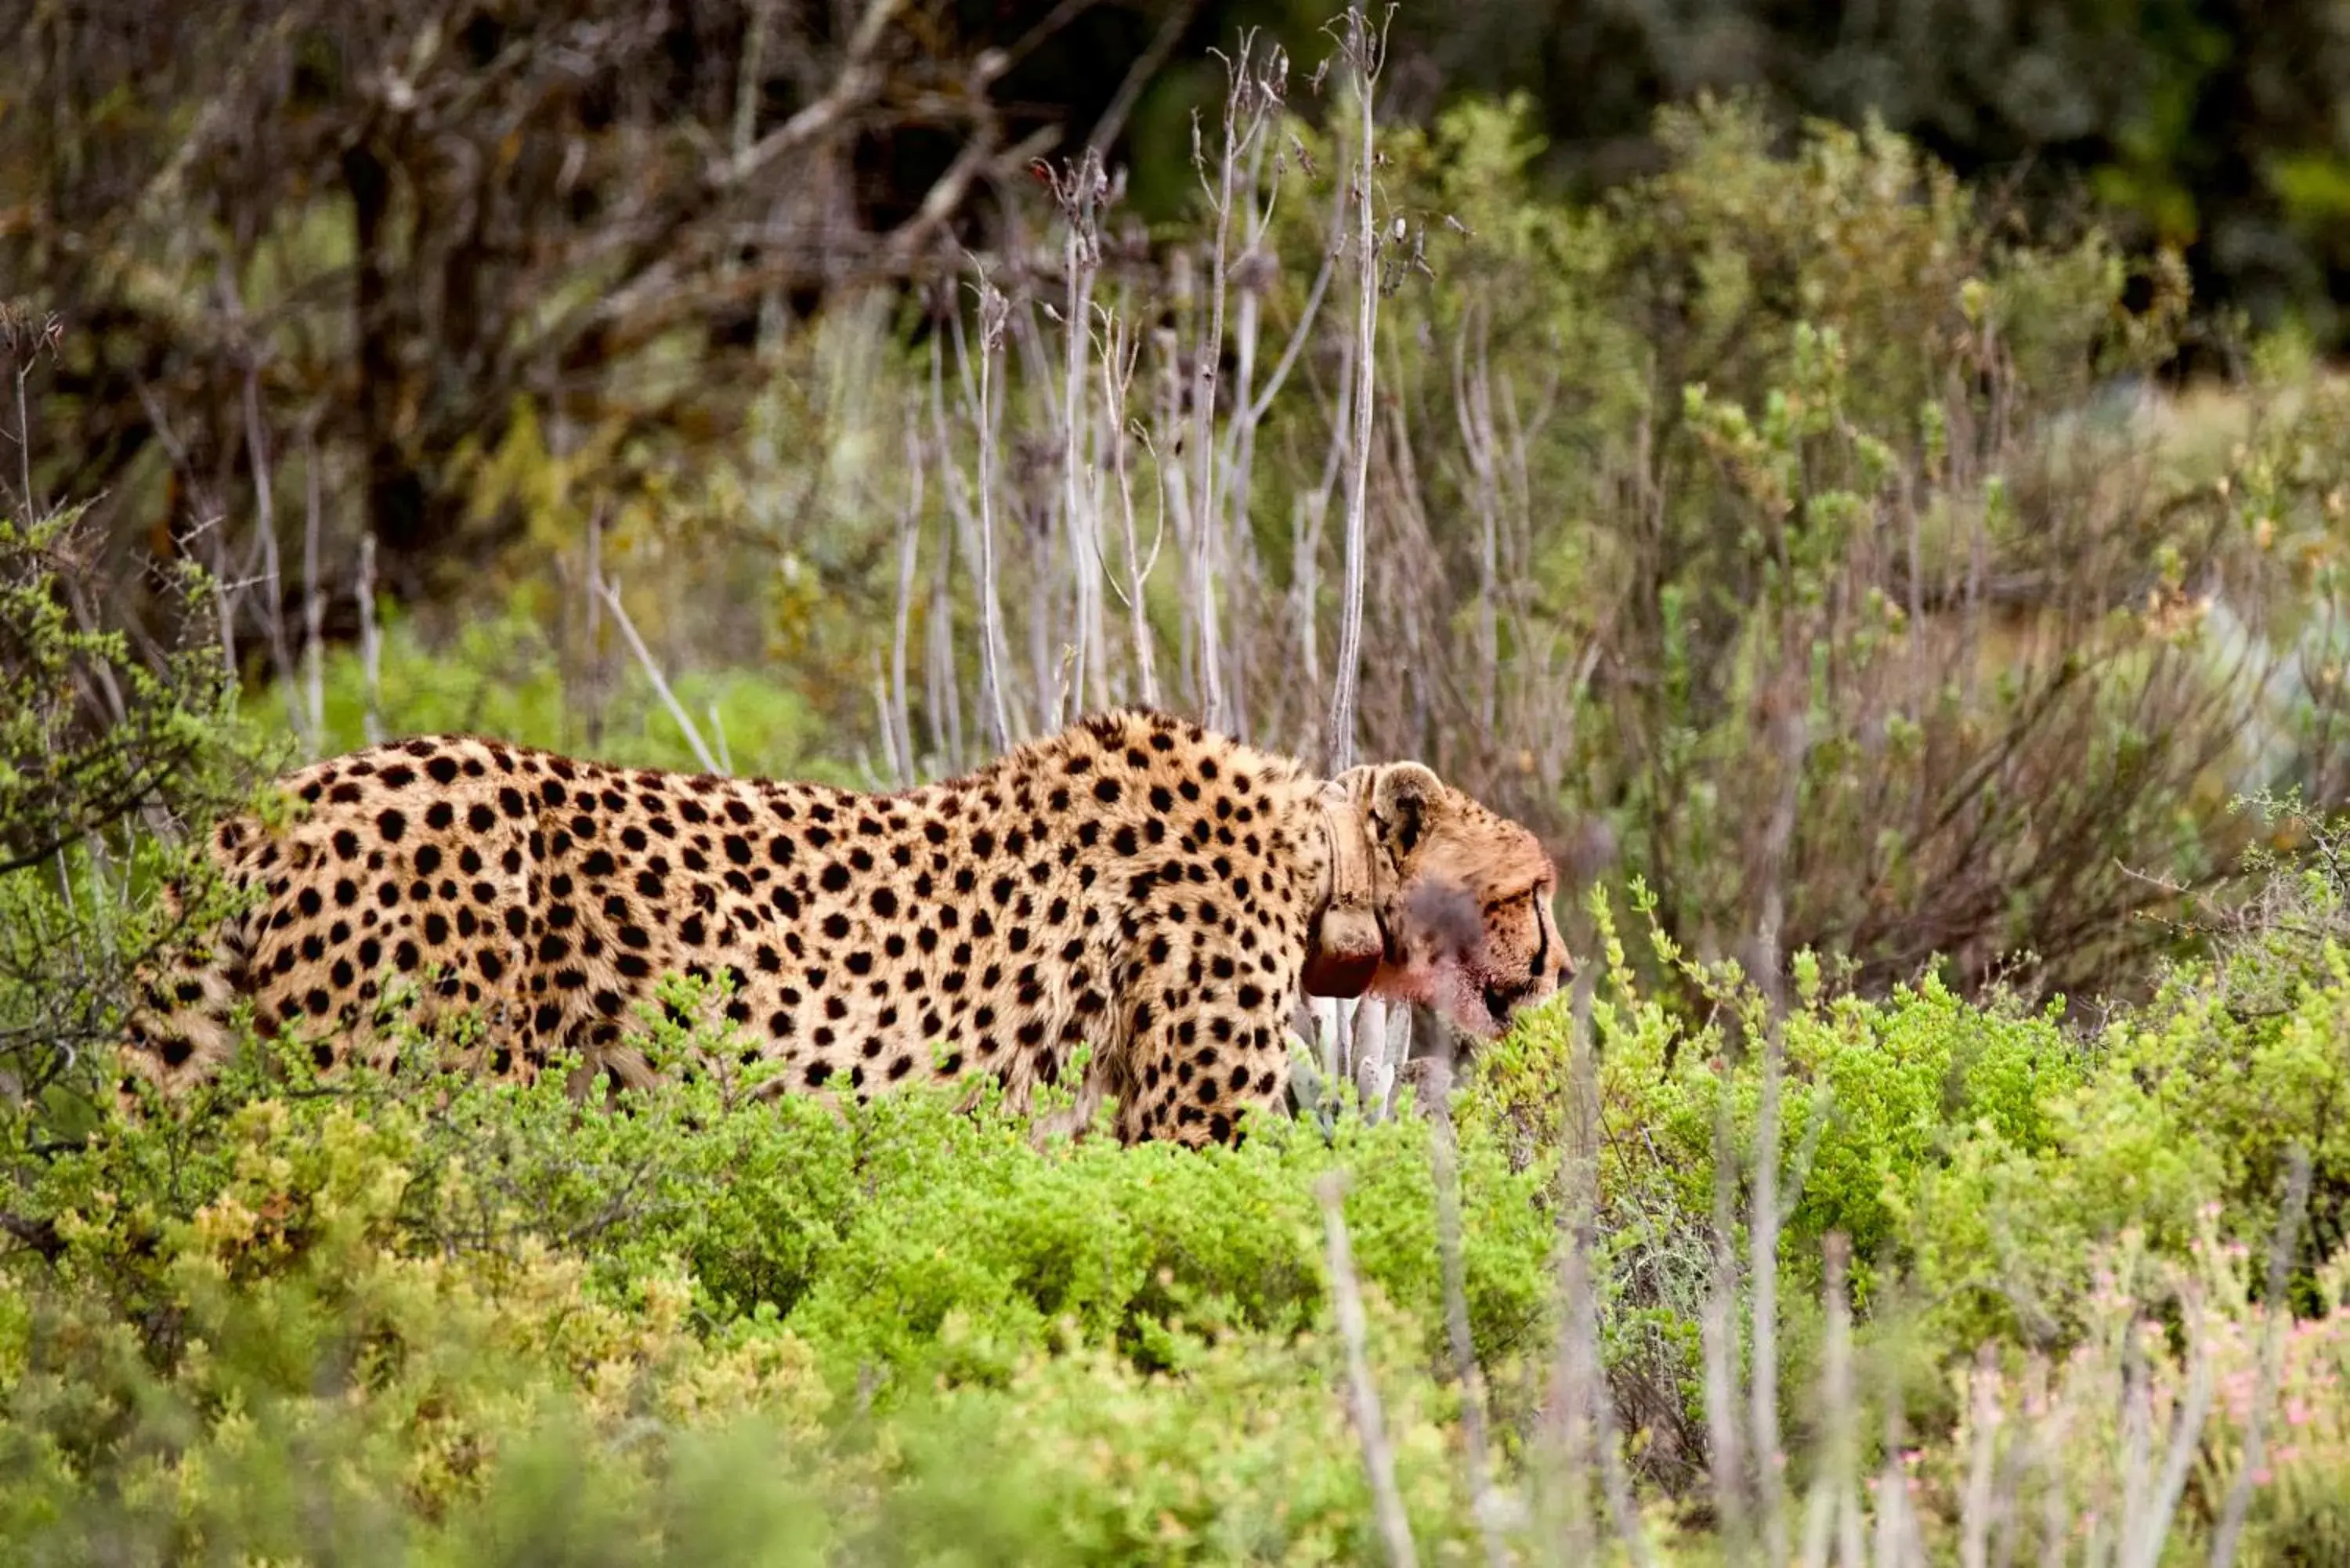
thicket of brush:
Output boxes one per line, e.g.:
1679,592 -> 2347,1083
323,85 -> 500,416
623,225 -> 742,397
12,5 -> 2350,1561
8,658 -> 2350,1560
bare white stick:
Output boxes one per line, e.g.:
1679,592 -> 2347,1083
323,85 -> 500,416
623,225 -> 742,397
920,340 -> 967,771
241,363 -> 303,741
927,482 -> 965,772
967,263 -> 1015,753
1419,1043 -> 1508,1568
583,504 -> 609,752
1744,665 -> 1810,1563
1750,1026 -> 1789,1558
1056,150 -> 1107,716
596,575 -> 722,775
1324,4 -> 1386,774
1318,1172 -> 1419,1568
891,410 -> 924,779
1347,993 -> 1383,1115
2210,1150 -> 2313,1568
1560,974 -> 1654,1568
1187,53 -> 1242,728
871,659 -> 906,786
1554,1175 -> 1600,1561
300,425 -> 326,753
1958,1345 -> 2001,1568
356,532 -> 385,745
2123,1302 -> 2214,1568
2035,1355 -> 2076,1568
1873,1375 -> 1914,1568
706,700 -> 735,775
1703,1078 -> 1748,1552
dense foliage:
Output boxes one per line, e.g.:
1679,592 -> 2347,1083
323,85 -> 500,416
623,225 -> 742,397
5,504 -> 2350,1561
1402,0 -> 2350,352
8,820 -> 2350,1559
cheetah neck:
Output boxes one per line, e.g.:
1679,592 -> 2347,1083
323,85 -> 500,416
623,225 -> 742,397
1302,779 -> 1384,999
1317,781 -> 1378,912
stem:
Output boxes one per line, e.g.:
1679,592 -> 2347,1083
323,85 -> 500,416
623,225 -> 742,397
1318,1171 -> 1420,1568
1325,5 -> 1383,774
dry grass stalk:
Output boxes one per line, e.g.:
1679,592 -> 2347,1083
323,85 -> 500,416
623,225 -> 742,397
593,574 -> 721,775
2209,1147 -> 2315,1568
1797,1235 -> 1863,1568
1321,2 -> 1386,775
356,533 -> 384,746
878,404 -> 924,782
1419,1042 -> 1508,1568
1746,699 -> 1809,1563
1550,972 -> 1654,1566
1703,1078 -> 1749,1557
1053,150 -> 1110,719
966,263 -> 1017,753
1318,1170 -> 1420,1568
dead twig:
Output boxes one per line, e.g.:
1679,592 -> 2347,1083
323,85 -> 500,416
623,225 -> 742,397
1318,1170 -> 1419,1568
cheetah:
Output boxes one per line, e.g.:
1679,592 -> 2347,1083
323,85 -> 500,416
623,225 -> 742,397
125,709 -> 1569,1145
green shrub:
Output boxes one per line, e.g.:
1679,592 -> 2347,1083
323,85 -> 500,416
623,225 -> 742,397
1459,865 -> 2350,1479
1,1043 -> 1542,1564
1899,959 -> 2350,1347
0,503 -> 278,1113
1472,884 -> 2085,1302
13,836 -> 2350,1560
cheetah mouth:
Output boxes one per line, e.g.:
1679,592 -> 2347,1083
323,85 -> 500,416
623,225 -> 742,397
1480,979 -> 1533,1029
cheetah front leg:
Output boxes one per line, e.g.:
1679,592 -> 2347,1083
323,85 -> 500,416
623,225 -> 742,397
1112,930 -> 1302,1148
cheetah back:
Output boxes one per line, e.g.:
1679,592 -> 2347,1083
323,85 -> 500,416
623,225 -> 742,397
128,710 -> 1340,1146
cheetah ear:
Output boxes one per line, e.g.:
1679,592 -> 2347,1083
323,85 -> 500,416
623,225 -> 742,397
1364,761 -> 1444,862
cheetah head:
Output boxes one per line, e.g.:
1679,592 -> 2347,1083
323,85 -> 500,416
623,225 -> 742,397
1307,762 -> 1571,1041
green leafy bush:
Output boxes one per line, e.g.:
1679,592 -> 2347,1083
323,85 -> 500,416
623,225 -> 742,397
12,921 -> 2350,1561
2,1044 -> 1539,1564
13,834 -> 2350,1559
0,502 -> 277,1111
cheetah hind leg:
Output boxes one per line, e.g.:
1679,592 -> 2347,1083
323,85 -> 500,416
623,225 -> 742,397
117,916 -> 253,1113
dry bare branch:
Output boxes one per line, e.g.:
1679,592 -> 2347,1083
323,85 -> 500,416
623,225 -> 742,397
708,0 -> 913,189
2208,1147 -> 2313,1568
1322,4 -> 1384,774
1317,1171 -> 1420,1568
595,575 -> 722,775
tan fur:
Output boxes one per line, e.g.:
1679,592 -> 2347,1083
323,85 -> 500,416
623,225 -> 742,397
124,710 -> 1567,1146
